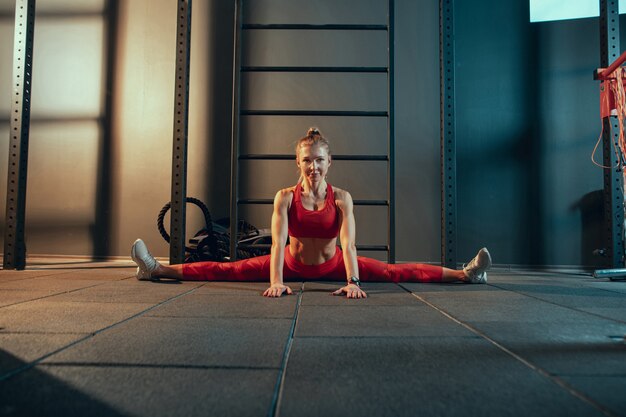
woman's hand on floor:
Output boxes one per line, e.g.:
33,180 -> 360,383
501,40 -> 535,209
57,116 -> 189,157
332,284 -> 367,299
263,284 -> 293,297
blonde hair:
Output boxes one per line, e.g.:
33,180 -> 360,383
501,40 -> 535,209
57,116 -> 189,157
295,127 -> 331,157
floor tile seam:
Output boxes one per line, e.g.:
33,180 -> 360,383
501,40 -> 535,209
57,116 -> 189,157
28,265 -> 136,271
144,315 -> 296,320
555,373 -> 626,378
486,283 -> 626,325
500,270 -> 592,278
0,331 -> 90,335
421,283 -> 626,323
293,335 -> 481,339
118,275 -> 148,281
399,285 -> 619,417
0,271 -> 83,280
0,285 -> 201,383
268,283 -> 304,417
0,281 -> 207,309
38,299 -> 198,305
299,304 -> 426,307
134,280 -> 208,289
587,285 -> 626,296
0,278 -> 46,284
38,362 -> 281,371
494,280 -> 626,297
177,293 -> 268,297
0,281 -> 122,310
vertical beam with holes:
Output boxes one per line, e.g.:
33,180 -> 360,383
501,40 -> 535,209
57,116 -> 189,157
169,0 -> 192,265
440,0 -> 457,268
599,0 -> 624,268
229,0 -> 243,261
388,0 -> 396,263
4,0 -> 36,270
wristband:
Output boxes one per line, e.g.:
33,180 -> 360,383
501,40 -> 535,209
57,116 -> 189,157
347,276 -> 361,287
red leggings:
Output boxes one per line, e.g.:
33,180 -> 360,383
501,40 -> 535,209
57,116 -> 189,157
182,247 -> 443,283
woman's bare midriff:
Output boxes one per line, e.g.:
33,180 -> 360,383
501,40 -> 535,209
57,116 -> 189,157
289,236 -> 337,265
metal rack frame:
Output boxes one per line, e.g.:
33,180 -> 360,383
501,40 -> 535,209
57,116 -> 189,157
3,0 -> 36,270
168,0 -> 193,265
598,0 -> 625,269
592,0 -> 626,279
440,0 -> 457,269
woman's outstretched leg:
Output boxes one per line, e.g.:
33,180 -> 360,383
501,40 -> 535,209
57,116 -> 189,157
428,247 -> 492,283
357,247 -> 492,283
130,239 -> 270,281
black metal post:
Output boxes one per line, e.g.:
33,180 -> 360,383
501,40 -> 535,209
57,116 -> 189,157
440,0 -> 457,268
229,0 -> 243,261
4,0 -> 36,270
169,0 -> 192,265
388,0 -> 395,263
599,0 -> 624,269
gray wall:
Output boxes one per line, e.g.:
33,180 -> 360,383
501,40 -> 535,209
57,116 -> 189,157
455,0 -> 617,268
0,0 -> 224,259
0,0 -> 617,268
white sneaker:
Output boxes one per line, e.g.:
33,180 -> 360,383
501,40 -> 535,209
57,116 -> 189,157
131,239 -> 160,280
463,247 -> 492,284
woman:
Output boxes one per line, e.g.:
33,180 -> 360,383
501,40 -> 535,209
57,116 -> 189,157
131,128 -> 492,298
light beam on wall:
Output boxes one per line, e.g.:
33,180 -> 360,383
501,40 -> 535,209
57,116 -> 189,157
530,0 -> 626,22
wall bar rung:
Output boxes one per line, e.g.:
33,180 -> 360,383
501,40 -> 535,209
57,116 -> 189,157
238,244 -> 271,250
354,200 -> 389,206
241,66 -> 388,73
242,24 -> 388,31
237,199 -> 276,205
169,0 -> 192,265
238,199 -> 389,206
3,0 -> 36,270
241,110 -> 388,117
238,244 -> 389,252
239,154 -> 388,161
357,245 -> 389,251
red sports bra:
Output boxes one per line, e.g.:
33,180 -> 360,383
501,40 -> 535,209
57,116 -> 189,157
288,182 -> 340,239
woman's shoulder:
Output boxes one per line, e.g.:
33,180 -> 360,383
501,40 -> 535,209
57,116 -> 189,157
331,186 -> 353,205
274,186 -> 296,208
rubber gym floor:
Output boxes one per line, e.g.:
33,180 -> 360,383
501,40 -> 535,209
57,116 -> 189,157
0,260 -> 625,417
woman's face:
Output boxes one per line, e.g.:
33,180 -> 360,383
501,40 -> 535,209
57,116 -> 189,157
297,143 -> 331,184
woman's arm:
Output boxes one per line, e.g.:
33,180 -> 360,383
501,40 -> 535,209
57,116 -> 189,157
263,189 -> 293,298
334,189 -> 367,299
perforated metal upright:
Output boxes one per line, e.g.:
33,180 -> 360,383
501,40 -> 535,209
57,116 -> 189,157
3,0 -> 36,270
229,0 -> 395,262
169,0 -> 193,264
440,0 -> 457,268
229,0 -> 243,261
598,0 -> 625,268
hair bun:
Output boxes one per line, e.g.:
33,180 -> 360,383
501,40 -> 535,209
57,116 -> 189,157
307,127 -> 320,136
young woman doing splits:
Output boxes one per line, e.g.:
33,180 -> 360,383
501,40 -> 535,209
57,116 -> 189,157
131,128 -> 492,298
